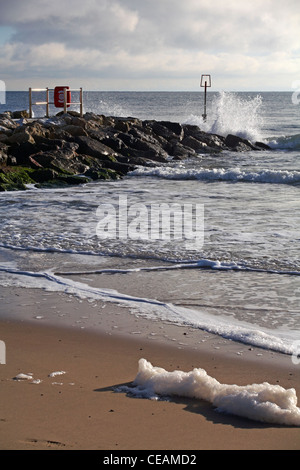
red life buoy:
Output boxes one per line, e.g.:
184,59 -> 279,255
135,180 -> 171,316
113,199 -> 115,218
54,86 -> 71,108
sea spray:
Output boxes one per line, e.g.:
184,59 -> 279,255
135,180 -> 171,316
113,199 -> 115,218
185,91 -> 265,143
120,359 -> 300,426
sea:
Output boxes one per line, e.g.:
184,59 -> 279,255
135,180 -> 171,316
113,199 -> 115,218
0,90 -> 299,358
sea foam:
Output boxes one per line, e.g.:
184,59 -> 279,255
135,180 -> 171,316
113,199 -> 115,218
124,359 -> 300,426
0,265 -> 298,355
129,166 -> 300,185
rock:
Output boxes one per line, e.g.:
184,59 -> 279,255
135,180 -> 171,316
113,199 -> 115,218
255,141 -> 271,150
181,135 -> 210,152
31,150 -> 88,174
100,135 -> 126,152
0,143 -> 8,163
61,125 -> 88,137
75,135 -> 118,161
83,168 -> 120,181
0,109 -> 274,191
69,116 -> 88,129
6,129 -> 35,145
0,166 -> 35,191
148,121 -> 182,142
55,174 -> 90,186
0,117 -> 18,132
31,168 -> 58,183
158,121 -> 184,138
114,119 -> 131,133
183,124 -> 226,150
12,110 -> 30,119
164,140 -> 196,159
224,134 -> 257,151
102,159 -> 136,175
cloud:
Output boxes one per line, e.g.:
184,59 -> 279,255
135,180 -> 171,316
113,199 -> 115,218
0,0 -> 299,90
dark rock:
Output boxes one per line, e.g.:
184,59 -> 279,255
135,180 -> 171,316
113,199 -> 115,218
8,141 -> 37,164
183,124 -> 226,150
225,134 -> 257,151
56,174 -> 90,185
0,117 -> 17,133
158,121 -> 184,138
12,110 -> 30,119
0,109 -> 274,191
181,135 -> 211,153
6,129 -> 35,145
0,166 -> 35,191
75,136 -> 117,161
255,141 -> 271,150
60,125 -> 88,137
148,121 -> 182,142
164,140 -> 196,159
102,159 -> 136,175
0,143 -> 8,164
83,168 -> 119,181
31,168 -> 58,183
29,147 -> 87,174
117,126 -> 169,161
100,135 -> 126,152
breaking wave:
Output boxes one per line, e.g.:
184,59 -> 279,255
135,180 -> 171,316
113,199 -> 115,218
268,133 -> 300,151
130,166 -> 300,185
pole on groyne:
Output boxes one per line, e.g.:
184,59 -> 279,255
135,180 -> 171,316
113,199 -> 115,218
200,74 -> 211,122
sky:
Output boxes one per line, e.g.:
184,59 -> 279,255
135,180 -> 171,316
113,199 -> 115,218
0,0 -> 299,91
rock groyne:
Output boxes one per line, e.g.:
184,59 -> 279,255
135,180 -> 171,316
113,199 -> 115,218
0,110 -> 271,191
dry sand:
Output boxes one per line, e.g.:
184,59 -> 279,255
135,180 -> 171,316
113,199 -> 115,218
0,288 -> 300,451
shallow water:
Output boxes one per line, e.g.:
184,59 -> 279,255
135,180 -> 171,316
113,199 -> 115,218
0,91 -> 299,356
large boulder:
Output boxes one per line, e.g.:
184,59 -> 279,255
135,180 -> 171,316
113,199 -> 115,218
75,135 -> 118,161
6,128 -> 35,145
225,134 -> 257,151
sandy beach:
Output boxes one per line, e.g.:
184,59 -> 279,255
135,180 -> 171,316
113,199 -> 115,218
0,287 -> 300,451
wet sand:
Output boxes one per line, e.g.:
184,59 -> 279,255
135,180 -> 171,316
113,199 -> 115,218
0,288 -> 300,451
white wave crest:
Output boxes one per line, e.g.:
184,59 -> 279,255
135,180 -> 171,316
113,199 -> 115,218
268,133 -> 300,150
130,166 -> 300,185
0,266 -> 297,354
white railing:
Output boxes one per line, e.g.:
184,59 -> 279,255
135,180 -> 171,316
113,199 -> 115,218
29,87 -> 83,118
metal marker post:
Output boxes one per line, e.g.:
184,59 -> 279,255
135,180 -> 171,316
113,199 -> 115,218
200,74 -> 211,121
80,87 -> 83,117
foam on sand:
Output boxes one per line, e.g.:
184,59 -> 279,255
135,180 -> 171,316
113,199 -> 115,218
125,359 -> 300,426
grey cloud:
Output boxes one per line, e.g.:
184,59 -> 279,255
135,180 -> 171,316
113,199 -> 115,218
0,0 -> 299,90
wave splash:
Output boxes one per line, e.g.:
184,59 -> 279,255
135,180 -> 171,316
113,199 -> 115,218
120,358 -> 300,426
185,91 -> 265,143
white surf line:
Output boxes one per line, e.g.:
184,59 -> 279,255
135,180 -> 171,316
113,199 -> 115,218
56,260 -> 300,277
0,266 -> 295,355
